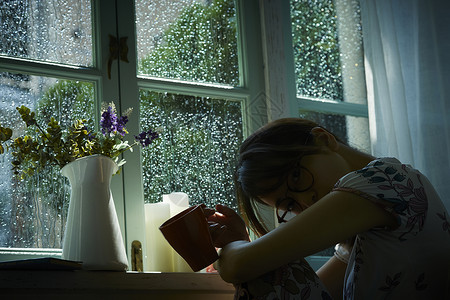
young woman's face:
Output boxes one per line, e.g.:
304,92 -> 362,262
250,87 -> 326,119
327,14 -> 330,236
258,149 -> 351,221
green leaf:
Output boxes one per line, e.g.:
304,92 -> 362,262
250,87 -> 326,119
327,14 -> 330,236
393,173 -> 406,182
0,126 -> 13,141
370,176 -> 386,183
384,166 -> 397,175
284,279 -> 300,294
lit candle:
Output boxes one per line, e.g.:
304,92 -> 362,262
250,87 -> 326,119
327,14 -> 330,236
144,202 -> 173,272
163,192 -> 193,272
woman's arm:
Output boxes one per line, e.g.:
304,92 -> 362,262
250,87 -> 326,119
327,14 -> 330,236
317,255 -> 348,300
216,190 -> 396,284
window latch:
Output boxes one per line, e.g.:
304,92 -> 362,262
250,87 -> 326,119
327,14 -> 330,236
131,240 -> 143,272
108,35 -> 129,79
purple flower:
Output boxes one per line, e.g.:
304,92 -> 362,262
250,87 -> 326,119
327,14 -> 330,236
100,106 -> 117,135
135,129 -> 159,147
100,106 -> 128,136
116,115 -> 128,136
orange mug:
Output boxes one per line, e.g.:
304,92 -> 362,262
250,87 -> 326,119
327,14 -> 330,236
159,204 -> 219,272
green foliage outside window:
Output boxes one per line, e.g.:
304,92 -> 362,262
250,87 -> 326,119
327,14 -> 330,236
139,0 -> 239,85
140,91 -> 242,207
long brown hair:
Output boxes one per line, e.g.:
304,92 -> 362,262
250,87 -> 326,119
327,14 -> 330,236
235,118 -> 342,236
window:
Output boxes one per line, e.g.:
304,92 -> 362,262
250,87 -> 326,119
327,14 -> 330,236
0,0 -> 96,251
0,0 -> 367,269
291,0 -> 369,153
134,0 -> 243,208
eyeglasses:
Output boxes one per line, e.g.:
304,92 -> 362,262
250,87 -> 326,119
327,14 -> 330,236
276,164 -> 314,224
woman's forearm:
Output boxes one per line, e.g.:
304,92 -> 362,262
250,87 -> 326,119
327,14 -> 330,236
216,230 -> 301,284
215,240 -> 252,283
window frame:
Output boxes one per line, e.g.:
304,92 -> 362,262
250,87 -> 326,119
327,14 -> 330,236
0,0 -> 269,265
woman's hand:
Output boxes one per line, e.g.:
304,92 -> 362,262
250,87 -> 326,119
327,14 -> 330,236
203,204 -> 250,248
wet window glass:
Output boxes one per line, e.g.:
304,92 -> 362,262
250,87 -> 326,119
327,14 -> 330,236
135,0 -> 239,86
0,0 -> 93,66
0,73 -> 94,248
140,90 -> 243,209
299,110 -> 370,153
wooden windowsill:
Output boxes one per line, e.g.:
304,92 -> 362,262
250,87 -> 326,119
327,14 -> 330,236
0,270 -> 235,299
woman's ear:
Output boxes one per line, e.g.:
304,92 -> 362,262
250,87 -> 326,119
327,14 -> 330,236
310,127 -> 339,151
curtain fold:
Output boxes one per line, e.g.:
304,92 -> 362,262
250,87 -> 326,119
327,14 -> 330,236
360,0 -> 450,212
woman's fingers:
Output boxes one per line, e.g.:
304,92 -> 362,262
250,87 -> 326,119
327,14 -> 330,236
208,221 -> 226,231
215,204 -> 238,217
208,222 -> 229,246
203,206 -> 216,218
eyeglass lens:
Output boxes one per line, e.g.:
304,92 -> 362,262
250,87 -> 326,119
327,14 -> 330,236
276,165 -> 314,223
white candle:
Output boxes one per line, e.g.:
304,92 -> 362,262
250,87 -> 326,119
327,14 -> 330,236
163,192 -> 190,215
163,192 -> 193,272
144,202 -> 173,272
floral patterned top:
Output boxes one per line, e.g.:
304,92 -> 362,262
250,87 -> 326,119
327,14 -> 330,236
333,158 -> 450,299
234,259 -> 332,300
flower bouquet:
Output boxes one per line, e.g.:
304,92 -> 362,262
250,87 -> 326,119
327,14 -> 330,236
0,102 -> 159,178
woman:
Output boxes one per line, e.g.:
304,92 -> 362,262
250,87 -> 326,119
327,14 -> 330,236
205,118 -> 450,299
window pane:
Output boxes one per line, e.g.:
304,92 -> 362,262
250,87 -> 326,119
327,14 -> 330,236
0,0 -> 93,66
291,0 -> 365,104
135,0 -> 239,86
333,0 -> 365,105
291,0 -> 343,100
0,73 -> 95,248
140,90 -> 243,209
299,110 -> 370,153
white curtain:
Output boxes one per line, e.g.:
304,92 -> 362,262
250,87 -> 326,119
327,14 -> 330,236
360,0 -> 450,212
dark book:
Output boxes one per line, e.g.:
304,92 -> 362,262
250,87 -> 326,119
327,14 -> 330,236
0,257 -> 82,270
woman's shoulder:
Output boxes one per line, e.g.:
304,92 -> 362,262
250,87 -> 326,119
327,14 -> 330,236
333,156 -> 430,211
334,156 -> 450,239
336,157 -> 419,188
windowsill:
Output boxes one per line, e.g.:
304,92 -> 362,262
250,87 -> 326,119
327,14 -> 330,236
0,247 -> 329,299
0,270 -> 235,299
